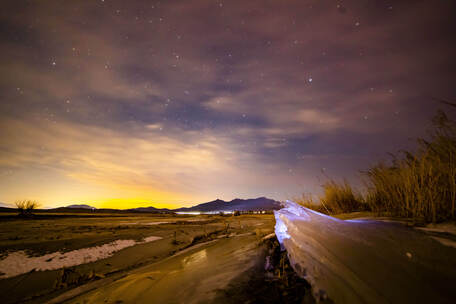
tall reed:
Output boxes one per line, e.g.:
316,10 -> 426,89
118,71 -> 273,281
296,181 -> 366,215
299,110 -> 456,223
365,110 -> 456,222
320,180 -> 367,214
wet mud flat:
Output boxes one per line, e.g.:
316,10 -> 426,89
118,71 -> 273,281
0,213 -> 287,303
65,234 -> 314,304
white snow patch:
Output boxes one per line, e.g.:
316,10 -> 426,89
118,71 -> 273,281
142,236 -> 162,242
0,236 -> 162,279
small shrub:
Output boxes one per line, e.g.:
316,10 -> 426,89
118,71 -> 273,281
15,200 -> 40,216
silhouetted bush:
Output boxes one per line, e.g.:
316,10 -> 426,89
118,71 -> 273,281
15,200 -> 40,216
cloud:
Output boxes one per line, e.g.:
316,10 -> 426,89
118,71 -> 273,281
0,0 -> 455,206
0,116 -> 302,207
0,118 -> 230,191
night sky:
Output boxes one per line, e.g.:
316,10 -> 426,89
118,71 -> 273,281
1,1 -> 455,209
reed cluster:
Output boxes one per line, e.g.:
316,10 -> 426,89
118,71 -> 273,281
298,110 -> 456,223
365,110 -> 456,222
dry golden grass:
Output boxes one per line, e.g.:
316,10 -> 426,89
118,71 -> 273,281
294,193 -> 329,214
299,110 -> 456,223
365,110 -> 456,222
295,181 -> 366,215
320,180 -> 367,214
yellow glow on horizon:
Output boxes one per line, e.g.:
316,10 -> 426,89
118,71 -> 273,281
94,197 -> 184,210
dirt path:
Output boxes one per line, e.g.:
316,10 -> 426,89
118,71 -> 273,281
65,234 -> 264,303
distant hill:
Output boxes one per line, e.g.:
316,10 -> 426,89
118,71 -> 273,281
66,204 -> 96,210
174,197 -> 281,212
0,206 -> 15,213
127,206 -> 171,213
0,202 -> 12,208
0,202 -> 15,213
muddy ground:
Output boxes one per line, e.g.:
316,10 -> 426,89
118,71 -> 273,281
0,213 -> 313,303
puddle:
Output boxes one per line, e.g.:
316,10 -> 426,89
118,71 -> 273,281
0,236 -> 162,279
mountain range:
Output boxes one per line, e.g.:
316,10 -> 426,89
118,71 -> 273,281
65,197 -> 281,213
0,197 -> 282,213
173,197 -> 281,212
0,202 -> 12,208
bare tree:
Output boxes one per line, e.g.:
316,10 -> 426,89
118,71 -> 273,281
15,200 -> 40,216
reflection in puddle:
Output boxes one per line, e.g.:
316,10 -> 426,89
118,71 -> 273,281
182,249 -> 207,268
